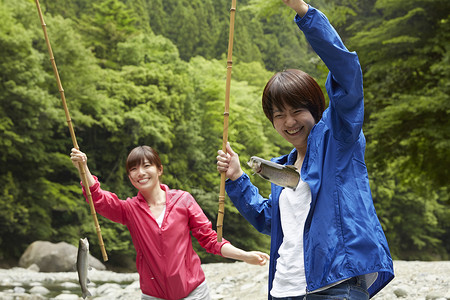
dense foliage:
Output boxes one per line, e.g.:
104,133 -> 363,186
1,0 -> 448,269
348,0 -> 450,259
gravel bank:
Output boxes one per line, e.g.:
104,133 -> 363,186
0,260 -> 449,299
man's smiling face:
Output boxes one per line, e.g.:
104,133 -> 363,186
272,104 -> 315,151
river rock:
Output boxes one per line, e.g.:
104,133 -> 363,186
18,241 -> 106,272
29,285 -> 50,295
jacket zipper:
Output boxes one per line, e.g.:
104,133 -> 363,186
305,287 -> 310,299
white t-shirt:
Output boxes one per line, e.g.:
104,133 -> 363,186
155,206 -> 166,228
270,179 -> 378,297
270,178 -> 312,297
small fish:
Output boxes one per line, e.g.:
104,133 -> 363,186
77,238 -> 92,299
247,156 -> 300,189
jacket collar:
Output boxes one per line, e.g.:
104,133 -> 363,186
273,148 -> 297,166
136,184 -> 172,207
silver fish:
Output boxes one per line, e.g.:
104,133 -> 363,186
77,238 -> 92,299
247,156 -> 300,189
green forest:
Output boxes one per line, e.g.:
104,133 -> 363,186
0,0 -> 449,270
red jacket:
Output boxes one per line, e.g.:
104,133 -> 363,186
83,177 -> 229,299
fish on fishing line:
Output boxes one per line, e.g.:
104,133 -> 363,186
77,238 -> 92,299
247,156 -> 300,190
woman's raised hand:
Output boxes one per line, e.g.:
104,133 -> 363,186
70,148 -> 88,171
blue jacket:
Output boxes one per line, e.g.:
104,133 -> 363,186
225,6 -> 394,298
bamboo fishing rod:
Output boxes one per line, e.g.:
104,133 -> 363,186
217,0 -> 237,242
34,0 -> 108,261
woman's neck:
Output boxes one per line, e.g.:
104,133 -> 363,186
141,185 -> 166,207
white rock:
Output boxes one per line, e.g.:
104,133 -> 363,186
60,281 -> 79,289
96,282 -> 122,295
13,286 -> 26,293
124,280 -> 140,290
211,295 -> 228,300
239,282 -> 255,291
54,293 -> 80,299
29,285 -> 50,295
27,264 -> 40,272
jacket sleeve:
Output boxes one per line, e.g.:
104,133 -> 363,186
225,173 -> 272,235
82,176 -> 127,225
296,6 -> 364,143
186,193 -> 230,255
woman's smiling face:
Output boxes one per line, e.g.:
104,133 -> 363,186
128,159 -> 162,191
272,104 -> 315,151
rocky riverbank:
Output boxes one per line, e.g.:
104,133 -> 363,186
0,260 -> 449,299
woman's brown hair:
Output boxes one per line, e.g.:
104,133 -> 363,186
126,146 -> 162,175
262,69 -> 325,124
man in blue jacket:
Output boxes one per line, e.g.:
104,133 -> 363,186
216,0 -> 394,299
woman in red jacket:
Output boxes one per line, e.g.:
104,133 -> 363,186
71,145 -> 269,300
